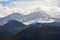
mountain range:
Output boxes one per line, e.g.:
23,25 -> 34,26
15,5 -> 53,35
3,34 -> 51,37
0,20 -> 60,37
0,20 -> 26,36
1,25 -> 60,40
0,8 -> 60,40
0,20 -> 60,40
0,9 -> 55,26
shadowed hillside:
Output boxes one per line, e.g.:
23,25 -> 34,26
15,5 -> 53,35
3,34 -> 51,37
0,20 -> 60,40
12,27 -> 60,40
1,26 -> 60,40
0,20 -> 26,37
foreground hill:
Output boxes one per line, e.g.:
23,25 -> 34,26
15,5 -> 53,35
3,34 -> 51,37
0,20 -> 26,37
1,26 -> 60,40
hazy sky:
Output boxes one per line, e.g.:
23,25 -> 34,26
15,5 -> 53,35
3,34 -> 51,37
0,0 -> 60,18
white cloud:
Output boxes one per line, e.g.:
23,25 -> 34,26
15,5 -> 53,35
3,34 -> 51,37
0,4 -> 12,18
4,0 -> 9,1
0,0 -> 3,2
7,0 -> 58,13
0,0 -> 9,2
0,0 -> 60,18
0,4 -> 24,18
9,0 -> 59,8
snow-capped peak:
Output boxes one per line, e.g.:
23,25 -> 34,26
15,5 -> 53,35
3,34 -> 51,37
37,18 -> 54,23
23,18 -> 54,25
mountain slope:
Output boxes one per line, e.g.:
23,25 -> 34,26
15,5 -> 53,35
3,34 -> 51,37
0,20 -> 26,36
10,27 -> 60,40
0,9 -> 54,26
28,22 -> 60,27
1,22 -> 60,40
0,13 -> 25,26
23,8 -> 53,22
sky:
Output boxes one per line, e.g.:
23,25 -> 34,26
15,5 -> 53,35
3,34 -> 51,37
0,0 -> 58,6
0,0 -> 60,18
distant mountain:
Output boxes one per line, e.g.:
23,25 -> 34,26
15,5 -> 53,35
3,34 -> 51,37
0,13 -> 25,26
23,8 -> 55,24
0,9 -> 54,26
28,22 -> 60,27
1,7 -> 60,40
24,8 -> 51,21
2,20 -> 25,27
0,20 -> 26,36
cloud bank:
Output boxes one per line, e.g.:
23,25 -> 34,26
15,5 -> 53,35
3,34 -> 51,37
0,0 -> 60,18
0,0 -> 9,2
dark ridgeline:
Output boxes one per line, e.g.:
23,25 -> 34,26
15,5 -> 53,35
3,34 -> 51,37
28,22 -> 60,27
0,13 -> 25,26
0,20 -> 26,40
2,20 -> 25,27
0,20 -> 60,40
